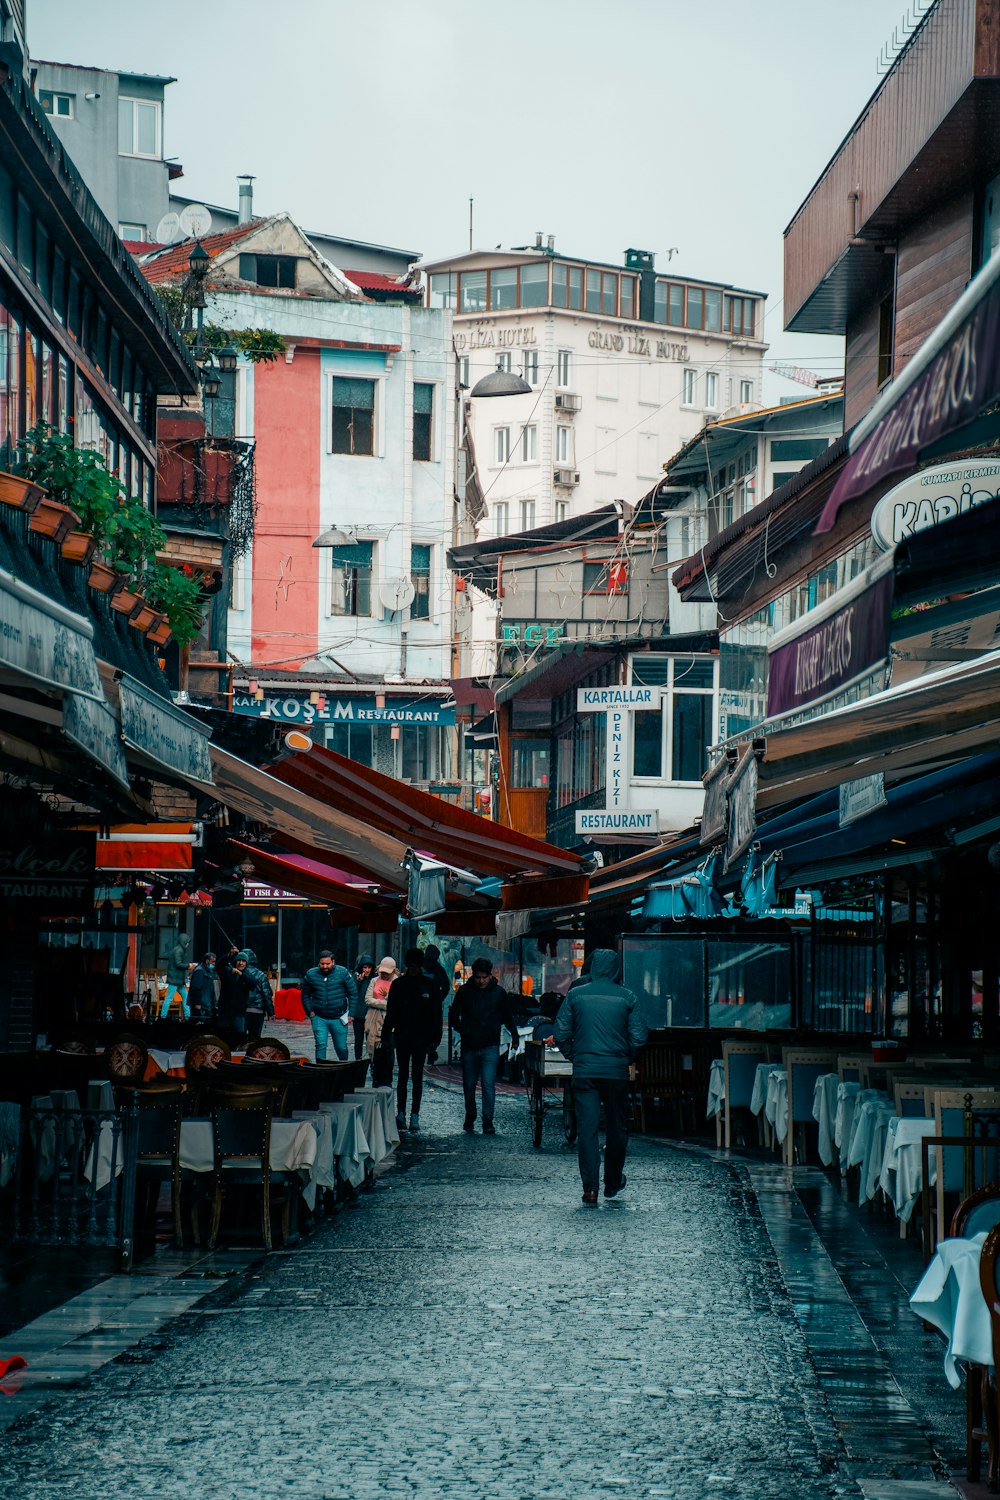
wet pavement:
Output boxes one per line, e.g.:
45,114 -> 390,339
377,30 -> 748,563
0,1076 -> 968,1499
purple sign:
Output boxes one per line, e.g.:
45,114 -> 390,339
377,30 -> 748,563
766,570 -> 894,718
817,273 -> 1000,532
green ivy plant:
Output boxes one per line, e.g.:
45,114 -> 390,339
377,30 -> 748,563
15,423 -> 207,647
153,284 -> 285,363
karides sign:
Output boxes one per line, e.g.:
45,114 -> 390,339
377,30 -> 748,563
818,270 -> 1000,530
0,833 -> 95,910
870,457 -> 1000,550
766,567 -> 894,718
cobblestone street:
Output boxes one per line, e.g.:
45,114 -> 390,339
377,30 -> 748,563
0,1080 -> 965,1500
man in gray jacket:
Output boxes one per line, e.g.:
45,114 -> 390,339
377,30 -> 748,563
552,949 -> 647,1205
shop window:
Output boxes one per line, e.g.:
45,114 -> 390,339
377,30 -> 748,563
325,722 -> 374,766
331,376 -> 376,455
413,382 -> 433,461
513,742 -> 549,788
329,541 -> 373,616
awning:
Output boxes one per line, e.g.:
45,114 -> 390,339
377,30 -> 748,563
209,744 -> 411,889
117,675 -> 213,786
818,245 -> 1000,529
0,567 -> 103,700
757,648 -> 1000,809
96,823 -> 197,871
265,741 -> 586,878
229,840 -> 402,916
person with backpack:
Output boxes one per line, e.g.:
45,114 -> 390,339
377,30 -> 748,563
382,948 -> 442,1133
365,956 -> 397,1085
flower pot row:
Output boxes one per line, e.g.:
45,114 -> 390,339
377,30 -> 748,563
0,467 -> 173,648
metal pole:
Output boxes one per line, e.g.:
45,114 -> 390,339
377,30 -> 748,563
277,906 -> 283,991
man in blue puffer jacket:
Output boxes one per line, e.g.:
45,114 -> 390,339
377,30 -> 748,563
301,950 -> 357,1062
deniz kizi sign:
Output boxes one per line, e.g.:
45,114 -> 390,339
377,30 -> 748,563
870,458 -> 1000,550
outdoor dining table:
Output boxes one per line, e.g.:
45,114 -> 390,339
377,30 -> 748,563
878,1115 -> 937,1223
290,1110 -> 338,1210
319,1100 -> 372,1188
765,1068 -> 788,1146
812,1072 -> 841,1167
706,1060 -> 725,1121
847,1094 -> 896,1205
910,1232 -> 991,1387
179,1116 -> 319,1181
353,1086 -> 400,1153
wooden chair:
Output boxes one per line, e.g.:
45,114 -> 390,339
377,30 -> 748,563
207,1086 -> 282,1253
244,1036 -> 291,1062
722,1039 -> 770,1150
184,1034 -> 232,1075
105,1033 -> 149,1093
977,1221 -> 1000,1489
782,1048 -> 840,1166
926,1089 -> 1000,1250
894,1079 -> 930,1118
131,1089 -> 184,1247
837,1054 -> 868,1084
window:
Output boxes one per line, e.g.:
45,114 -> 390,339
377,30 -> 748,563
682,368 -> 697,405
630,655 -> 717,783
459,270 -> 487,312
513,742 -> 549,789
522,349 -> 539,385
520,498 -> 536,530
118,97 -> 160,157
239,253 -> 296,289
331,376 -> 376,455
410,544 -> 431,619
459,355 -> 470,388
119,223 -> 147,242
583,560 -> 626,595
556,500 -> 568,523
413,382 -> 433,461
490,267 -> 518,309
704,289 -> 722,332
632,711 -> 662,777
686,286 -> 703,330
555,424 -> 571,464
325,722 -> 374,766
556,349 -> 571,387
519,424 -> 537,463
329,541 -> 373,616
877,291 -> 895,388
496,350 -> 512,374
704,371 -> 719,409
428,272 -> 457,308
39,90 -> 74,118
668,284 -> 684,325
494,501 -> 510,535
552,263 -> 583,310
653,281 -> 668,325
724,295 -> 756,337
740,379 -> 753,403
585,268 -> 601,312
520,262 -> 549,307
620,275 -> 636,319
229,550 -> 246,611
494,426 -> 510,465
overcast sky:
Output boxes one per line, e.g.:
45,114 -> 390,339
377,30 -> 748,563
31,0 -> 915,386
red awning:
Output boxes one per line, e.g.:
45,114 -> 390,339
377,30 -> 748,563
265,742 -> 586,878
228,841 -> 400,915
95,823 -> 195,871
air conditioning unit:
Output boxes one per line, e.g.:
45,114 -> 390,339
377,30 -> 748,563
554,392 -> 581,412
553,468 -> 580,487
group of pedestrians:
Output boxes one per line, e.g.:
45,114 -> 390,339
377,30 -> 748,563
156,940 -> 273,1037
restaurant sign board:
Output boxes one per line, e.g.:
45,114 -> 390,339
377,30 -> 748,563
63,693 -> 130,790
870,457 -> 1000,550
119,678 -> 213,785
723,744 -> 758,873
766,563 -> 894,718
699,753 -> 729,847
0,568 -> 102,701
233,694 -> 456,727
838,773 -> 887,828
0,832 -> 95,911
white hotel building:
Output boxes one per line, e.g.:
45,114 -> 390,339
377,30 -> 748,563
420,241 -> 768,536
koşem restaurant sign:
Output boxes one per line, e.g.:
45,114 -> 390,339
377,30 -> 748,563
766,560 -> 894,718
870,457 -> 1000,550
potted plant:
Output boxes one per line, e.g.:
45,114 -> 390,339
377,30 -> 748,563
29,498 -> 81,544
0,470 -> 45,513
61,530 -> 98,567
88,559 -> 128,595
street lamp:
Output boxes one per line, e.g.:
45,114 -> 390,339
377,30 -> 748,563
218,343 -> 238,374
469,368 -> 532,397
312,524 -> 353,548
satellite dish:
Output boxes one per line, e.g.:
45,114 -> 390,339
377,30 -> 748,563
153,211 -> 183,245
179,203 -> 213,239
379,576 -> 416,613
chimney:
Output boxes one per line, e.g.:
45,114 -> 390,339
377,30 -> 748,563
546,234 -> 555,251
535,231 -> 543,248
237,175 -> 255,225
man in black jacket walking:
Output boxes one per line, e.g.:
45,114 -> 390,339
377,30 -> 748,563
450,959 -> 520,1135
382,948 -> 442,1133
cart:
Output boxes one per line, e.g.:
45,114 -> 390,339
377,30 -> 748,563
523,1039 -> 576,1149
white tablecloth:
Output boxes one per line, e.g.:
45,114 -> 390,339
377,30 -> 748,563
910,1233 -> 991,1387
148,1048 -> 187,1075
834,1082 -> 862,1170
879,1115 -> 937,1223
291,1110 -> 337,1210
353,1086 -> 400,1152
179,1117 -> 318,1176
765,1069 -> 788,1144
320,1100 -> 372,1187
707,1060 -> 725,1120
751,1063 -> 781,1116
812,1073 -> 840,1167
848,1096 -> 896,1204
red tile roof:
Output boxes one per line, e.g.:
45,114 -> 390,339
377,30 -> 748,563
122,239 -> 164,255
343,268 -> 421,299
139,222 -> 261,284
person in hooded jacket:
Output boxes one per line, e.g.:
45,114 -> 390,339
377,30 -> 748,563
217,948 -> 252,1035
552,949 -> 648,1205
350,954 -> 374,1059
381,948 -> 442,1133
449,958 -> 521,1135
242,948 -> 274,1040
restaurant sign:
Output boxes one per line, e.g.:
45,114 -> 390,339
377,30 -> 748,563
119,678 -> 213,785
232,694 -> 456,727
766,561 -> 894,718
870,458 -> 1000,550
838,773 -> 887,828
699,753 -> 729,847
723,744 -> 759,873
63,693 -> 130,790
0,568 -> 102,701
575,809 -> 659,834
0,832 -> 95,910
